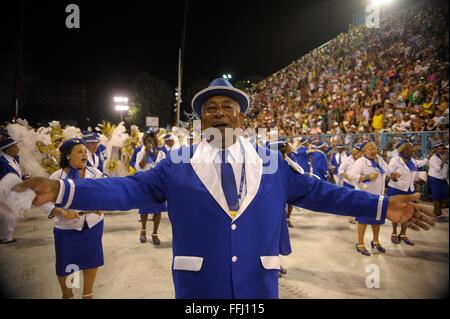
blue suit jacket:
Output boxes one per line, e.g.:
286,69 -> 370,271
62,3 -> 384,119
309,151 -> 329,181
0,156 -> 21,179
129,146 -> 141,169
330,152 -> 348,175
56,138 -> 388,299
292,147 -> 310,173
95,144 -> 108,173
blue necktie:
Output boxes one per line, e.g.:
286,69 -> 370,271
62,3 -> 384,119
365,156 -> 385,174
221,150 -> 239,214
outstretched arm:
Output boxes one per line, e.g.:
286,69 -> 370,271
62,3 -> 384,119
14,158 -> 171,212
282,158 -> 434,230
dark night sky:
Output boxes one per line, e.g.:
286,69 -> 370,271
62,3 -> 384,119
1,0 -> 374,125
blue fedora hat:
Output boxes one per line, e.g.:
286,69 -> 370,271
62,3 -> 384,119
191,78 -> 249,117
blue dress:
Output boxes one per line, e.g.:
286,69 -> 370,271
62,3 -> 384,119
387,186 -> 415,196
54,220 -> 104,276
428,176 -> 449,200
52,168 -> 105,277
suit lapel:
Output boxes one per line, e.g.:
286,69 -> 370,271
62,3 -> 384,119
190,140 -> 230,217
190,138 -> 264,222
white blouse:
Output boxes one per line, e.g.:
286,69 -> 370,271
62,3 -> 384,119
134,148 -> 166,172
388,156 -> 428,192
428,154 -> 449,180
40,167 -> 105,231
349,155 -> 391,196
338,156 -> 357,186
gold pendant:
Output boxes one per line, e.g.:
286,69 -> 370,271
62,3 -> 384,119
229,210 -> 238,218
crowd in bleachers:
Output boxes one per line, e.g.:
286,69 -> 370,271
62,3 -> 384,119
245,0 -> 449,148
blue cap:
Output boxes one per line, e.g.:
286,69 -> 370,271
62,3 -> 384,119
82,131 -> 100,143
354,143 -> 364,151
146,128 -> 158,135
395,140 -> 410,150
0,135 -> 17,151
432,142 -> 444,148
59,138 -> 86,153
268,140 -> 287,150
0,128 -> 9,136
164,133 -> 176,141
360,141 -> 369,150
299,137 -> 309,145
312,141 -> 327,149
191,78 -> 250,117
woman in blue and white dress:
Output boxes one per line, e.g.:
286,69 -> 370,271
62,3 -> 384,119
349,141 -> 400,256
427,142 -> 449,222
338,143 -> 363,224
41,138 -> 105,299
388,140 -> 428,245
134,132 -> 167,245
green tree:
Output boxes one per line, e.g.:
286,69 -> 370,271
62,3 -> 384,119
126,73 -> 174,128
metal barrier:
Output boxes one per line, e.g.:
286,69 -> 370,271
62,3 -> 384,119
294,131 -> 448,159
286,131 -> 449,200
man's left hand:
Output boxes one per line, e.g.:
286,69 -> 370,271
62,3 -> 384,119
386,193 -> 435,230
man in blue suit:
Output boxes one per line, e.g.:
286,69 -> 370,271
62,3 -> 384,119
307,141 -> 330,181
15,78 -> 434,299
292,137 -> 310,173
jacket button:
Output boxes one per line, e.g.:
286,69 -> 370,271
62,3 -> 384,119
231,224 -> 237,230
232,256 -> 238,262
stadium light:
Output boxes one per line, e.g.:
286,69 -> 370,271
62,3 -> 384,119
115,105 -> 129,111
370,0 -> 393,7
223,74 -> 232,80
113,96 -> 129,122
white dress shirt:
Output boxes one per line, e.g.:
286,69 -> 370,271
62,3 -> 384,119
208,141 -> 247,208
86,149 -> 99,169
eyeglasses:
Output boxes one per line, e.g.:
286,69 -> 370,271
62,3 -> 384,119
202,103 -> 238,115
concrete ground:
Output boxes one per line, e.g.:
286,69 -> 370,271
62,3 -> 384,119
0,206 -> 448,299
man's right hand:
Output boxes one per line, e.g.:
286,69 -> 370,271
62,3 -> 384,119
13,177 -> 60,207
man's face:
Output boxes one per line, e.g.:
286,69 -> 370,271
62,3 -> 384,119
86,142 -> 99,154
4,144 -> 19,157
165,140 -> 175,148
201,96 -> 242,129
143,135 -> 157,149
201,95 -> 244,141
